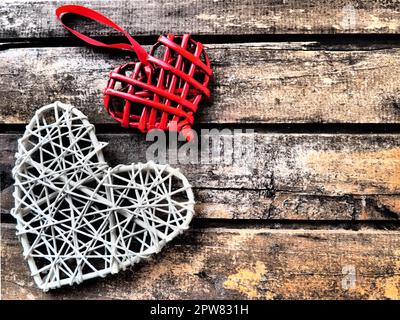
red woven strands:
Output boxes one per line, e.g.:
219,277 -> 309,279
56,5 -> 212,141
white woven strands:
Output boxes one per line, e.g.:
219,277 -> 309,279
11,102 -> 194,291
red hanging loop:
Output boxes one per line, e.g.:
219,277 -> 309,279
56,5 -> 149,65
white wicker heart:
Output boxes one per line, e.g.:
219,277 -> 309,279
11,102 -> 194,291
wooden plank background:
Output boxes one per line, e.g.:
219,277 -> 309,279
0,0 -> 399,300
1,0 -> 400,38
2,44 -> 400,125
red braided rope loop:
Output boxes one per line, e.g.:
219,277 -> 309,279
56,5 -> 212,141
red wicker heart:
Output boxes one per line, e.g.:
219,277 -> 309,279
104,34 -> 211,140
56,5 -> 212,140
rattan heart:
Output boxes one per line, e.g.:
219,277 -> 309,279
11,102 -> 194,291
56,5 -> 212,141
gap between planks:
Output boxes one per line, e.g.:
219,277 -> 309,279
2,123 -> 400,135
3,34 -> 400,49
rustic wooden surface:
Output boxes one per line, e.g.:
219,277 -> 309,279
0,0 -> 399,300
2,224 -> 400,300
1,0 -> 400,39
2,44 -> 400,124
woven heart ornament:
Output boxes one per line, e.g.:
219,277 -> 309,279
56,5 -> 212,141
11,102 -> 194,291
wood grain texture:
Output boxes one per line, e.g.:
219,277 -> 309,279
1,223 -> 399,300
1,0 -> 400,39
1,0 -> 399,303
2,184 -> 399,221
2,44 -> 400,125
1,133 -> 399,220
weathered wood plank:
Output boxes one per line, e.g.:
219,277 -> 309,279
1,183 -> 399,221
2,44 -> 400,124
1,133 -> 399,220
1,0 -> 400,39
1,132 -> 399,193
1,223 -> 399,300
195,192 -> 400,221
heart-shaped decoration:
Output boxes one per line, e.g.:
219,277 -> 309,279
11,101 -> 194,291
56,5 -> 212,141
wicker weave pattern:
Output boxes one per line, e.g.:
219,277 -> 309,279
11,102 -> 194,291
104,34 -> 212,141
